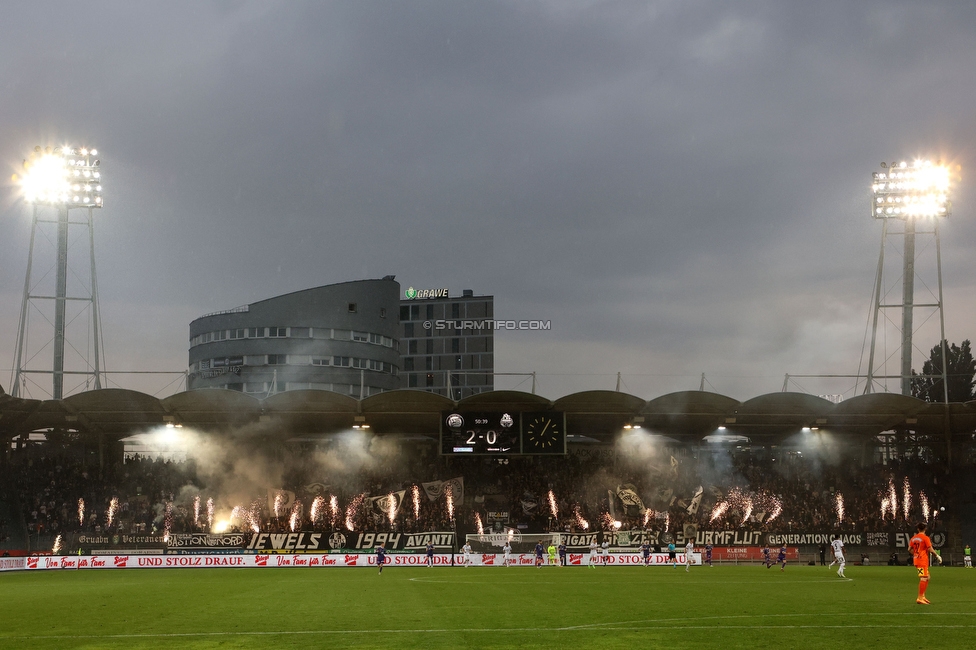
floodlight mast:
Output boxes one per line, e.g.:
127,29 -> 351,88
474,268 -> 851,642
11,145 -> 105,399
863,160 -> 951,399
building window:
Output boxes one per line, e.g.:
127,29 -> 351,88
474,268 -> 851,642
426,373 -> 435,387
311,357 -> 330,366
268,327 -> 287,338
455,355 -> 462,370
267,354 -> 286,365
352,331 -> 369,342
369,359 -> 383,371
408,373 -> 418,388
245,382 -> 266,393
348,303 -> 357,313
425,357 -> 433,371
425,339 -> 434,355
400,305 -> 410,321
452,338 -> 460,353
404,358 -> 414,371
199,359 -> 211,370
451,303 -> 460,319
410,305 -> 420,320
352,358 -> 368,369
426,304 -> 434,319
249,327 -> 265,338
229,328 -> 245,339
408,340 -> 418,354
213,330 -> 227,341
404,323 -> 414,338
333,356 -> 351,367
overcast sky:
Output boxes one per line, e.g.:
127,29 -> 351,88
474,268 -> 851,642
1,0 -> 974,401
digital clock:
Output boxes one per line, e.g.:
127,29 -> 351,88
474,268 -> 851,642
440,411 -> 520,455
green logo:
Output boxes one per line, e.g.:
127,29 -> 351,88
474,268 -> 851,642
405,287 -> 417,299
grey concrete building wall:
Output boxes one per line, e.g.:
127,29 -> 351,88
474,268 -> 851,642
187,279 -> 401,396
399,289 -> 494,399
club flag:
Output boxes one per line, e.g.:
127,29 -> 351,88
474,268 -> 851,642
687,486 -> 704,515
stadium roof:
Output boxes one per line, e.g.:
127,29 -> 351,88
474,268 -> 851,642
1,388 -> 974,445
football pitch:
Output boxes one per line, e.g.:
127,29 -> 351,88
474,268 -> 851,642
1,564 -> 974,649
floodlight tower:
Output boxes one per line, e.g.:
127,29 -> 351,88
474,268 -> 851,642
863,160 -> 951,399
10,145 -> 105,399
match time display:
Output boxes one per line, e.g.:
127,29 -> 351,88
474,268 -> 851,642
440,411 -> 566,455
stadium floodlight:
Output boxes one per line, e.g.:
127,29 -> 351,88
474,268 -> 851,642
871,159 -> 949,219
19,145 -> 103,208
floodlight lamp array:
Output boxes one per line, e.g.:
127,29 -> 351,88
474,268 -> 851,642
20,145 -> 103,208
871,159 -> 949,219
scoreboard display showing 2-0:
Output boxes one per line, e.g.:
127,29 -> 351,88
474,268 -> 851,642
440,411 -> 567,455
441,412 -> 520,455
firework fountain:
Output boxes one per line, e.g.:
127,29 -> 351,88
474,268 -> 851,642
206,498 -> 215,531
445,486 -> 455,523
310,496 -> 325,525
902,477 -> 912,521
330,495 -> 340,527
547,490 -> 558,519
475,511 -> 484,535
345,494 -> 366,531
920,491 -> 930,523
193,496 -> 201,528
273,491 -> 285,519
78,498 -> 85,527
572,505 -> 589,530
106,497 -> 119,528
835,492 -> 845,523
289,500 -> 302,532
412,485 -> 421,521
387,492 -> 398,528
52,534 -> 62,554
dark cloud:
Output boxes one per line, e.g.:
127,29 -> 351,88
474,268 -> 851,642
1,0 -> 974,400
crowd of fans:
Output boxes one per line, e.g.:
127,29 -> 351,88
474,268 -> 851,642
0,437 -> 953,552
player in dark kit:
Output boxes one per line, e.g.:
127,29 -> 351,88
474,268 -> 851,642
640,542 -> 651,566
534,542 -> 545,567
705,544 -> 713,567
778,545 -> 787,571
377,545 -> 386,574
762,546 -> 771,568
558,542 -> 567,566
426,542 -> 435,568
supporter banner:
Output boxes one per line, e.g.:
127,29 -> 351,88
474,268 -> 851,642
168,533 -> 247,549
13,552 -> 702,571
246,530 -> 456,552
65,533 -> 168,551
0,557 -> 27,572
369,491 -> 406,518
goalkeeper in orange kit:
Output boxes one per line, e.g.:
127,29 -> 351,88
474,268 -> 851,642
909,522 -> 942,604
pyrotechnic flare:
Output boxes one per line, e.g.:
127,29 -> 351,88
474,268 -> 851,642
206,498 -> 214,530
880,496 -> 891,520
475,512 -> 484,535
665,512 -> 670,533
920,491 -> 930,523
345,494 -> 365,531
289,500 -> 301,532
600,512 -> 613,530
902,477 -> 912,520
445,487 -> 455,522
387,492 -> 398,527
330,495 -> 339,527
765,498 -> 783,524
52,534 -> 62,554
107,497 -> 118,528
78,498 -> 85,526
740,496 -> 754,527
710,501 -> 728,523
193,496 -> 200,527
835,492 -> 845,523
273,491 -> 285,519
573,504 -> 589,530
547,490 -> 558,519
230,505 -> 243,525
310,496 -> 325,524
163,501 -> 173,543
888,479 -> 898,517
412,485 -> 421,520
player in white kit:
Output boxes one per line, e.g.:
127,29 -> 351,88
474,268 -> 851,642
462,542 -> 473,567
502,541 -> 513,567
684,540 -> 694,572
589,540 -> 599,568
601,540 -> 610,565
828,535 -> 846,577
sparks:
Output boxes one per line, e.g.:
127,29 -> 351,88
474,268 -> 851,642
78,498 -> 85,526
765,498 -> 783,524
52,534 -> 62,554
642,508 -> 653,527
193,496 -> 201,527
445,486 -> 455,522
710,501 -> 728,522
902,477 -> 912,520
206,498 -> 215,530
475,511 -> 484,535
600,512 -> 614,530
106,496 -> 119,528
330,495 -> 339,526
740,495 -> 754,527
273,491 -> 285,519
547,490 -> 558,519
310,496 -> 325,524
835,492 -> 845,523
345,494 -> 365,531
289,500 -> 302,532
412,485 -> 421,520
920,491 -> 930,523
880,496 -> 891,520
386,492 -> 398,527
163,501 -> 173,543
664,512 -> 670,533
888,479 -> 898,518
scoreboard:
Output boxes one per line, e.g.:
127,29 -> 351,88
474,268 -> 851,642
440,411 -> 566,455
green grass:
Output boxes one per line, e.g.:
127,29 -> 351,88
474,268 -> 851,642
1,564 -> 974,649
